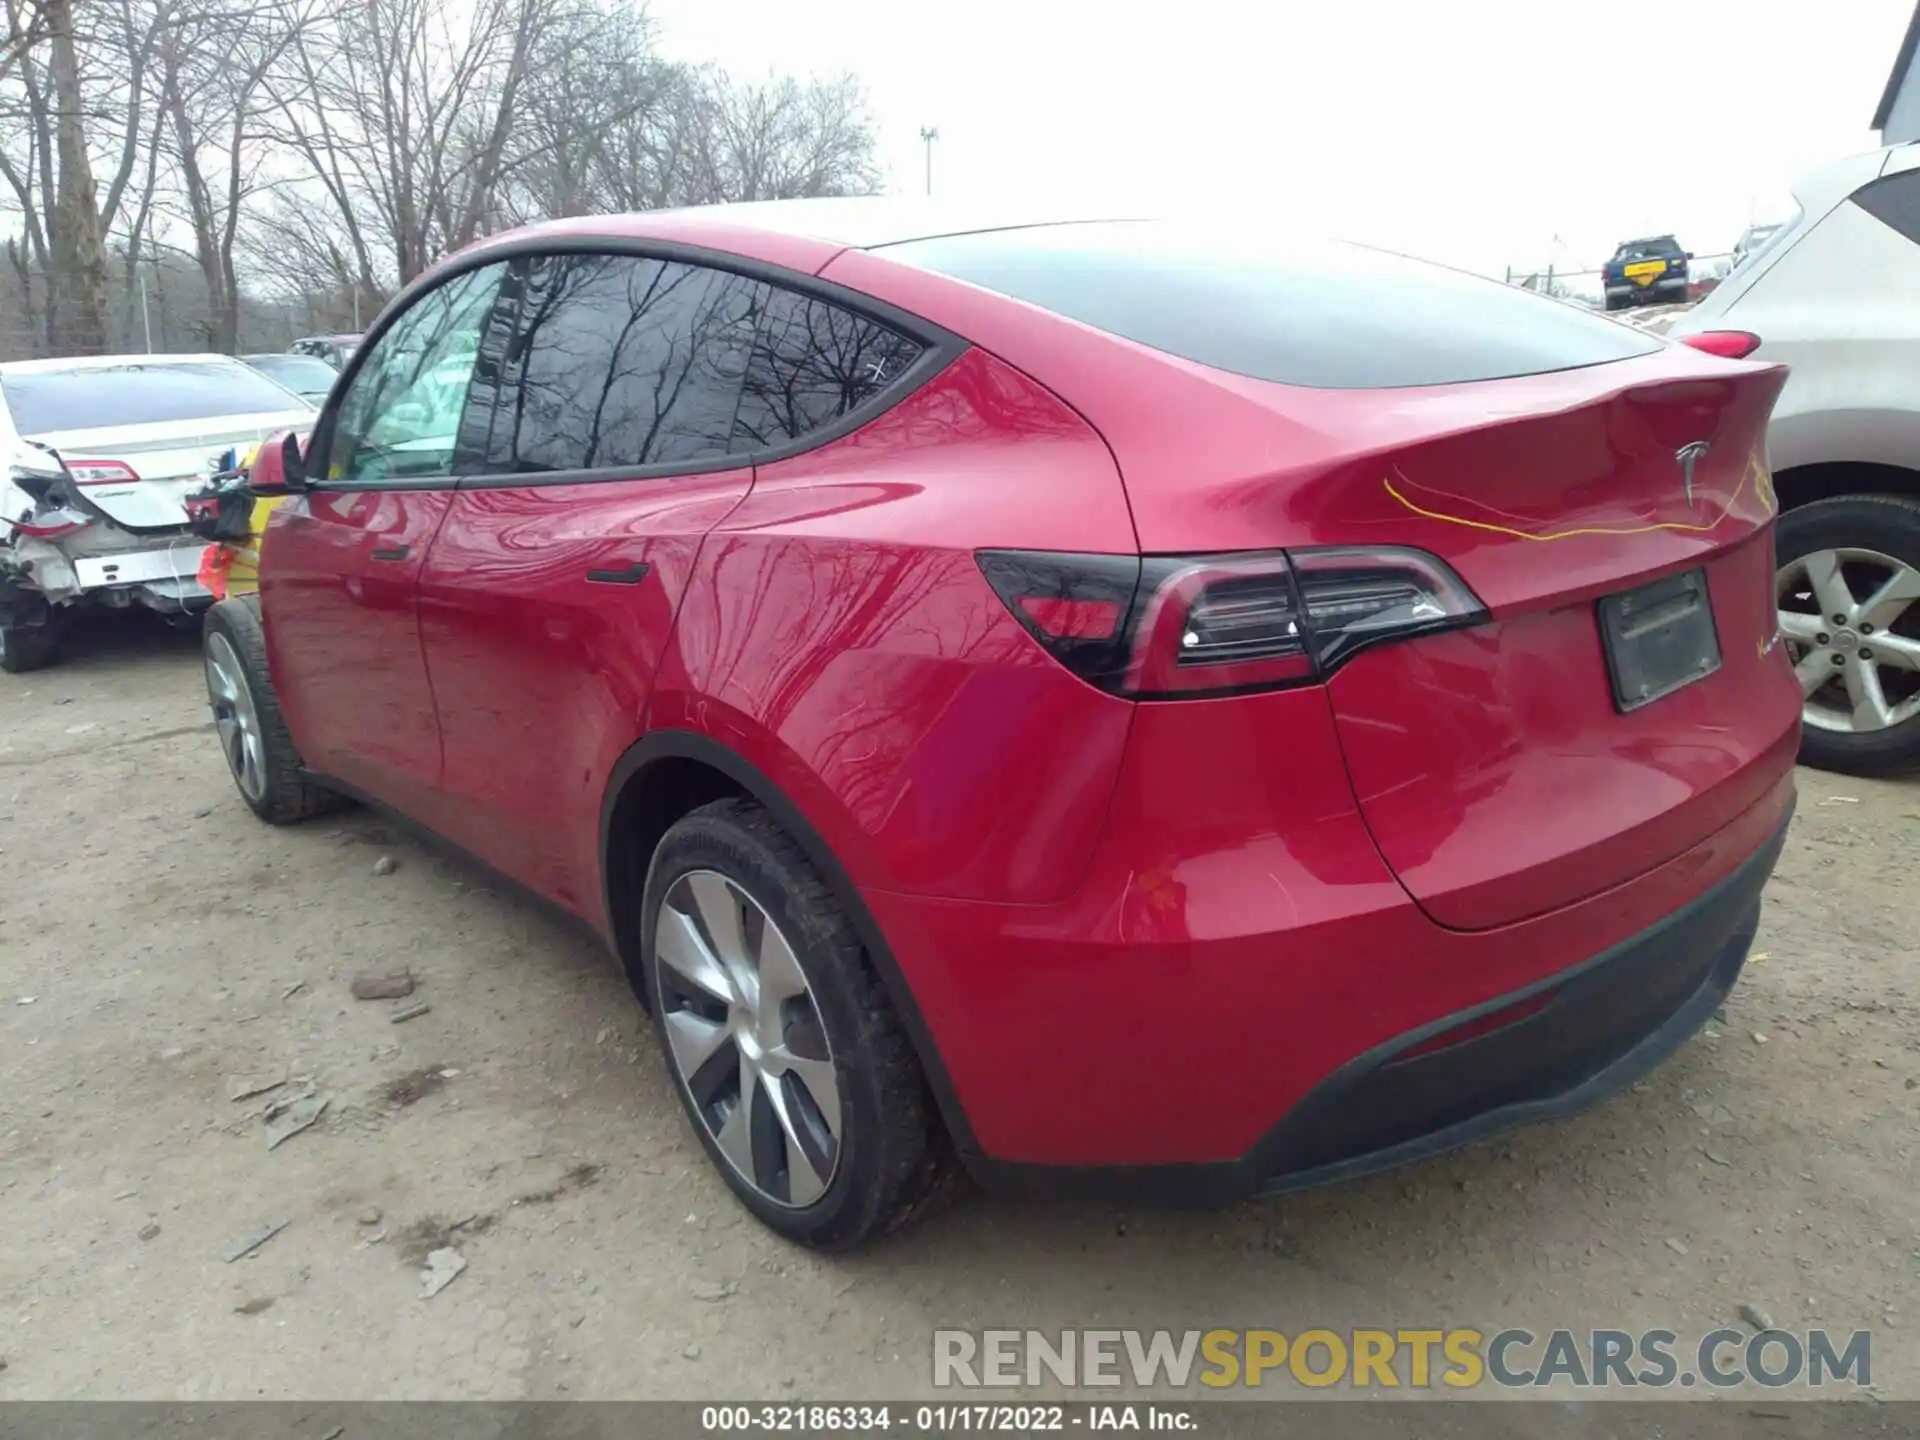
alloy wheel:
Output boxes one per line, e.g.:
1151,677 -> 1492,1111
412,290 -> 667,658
654,870 -> 843,1207
1777,547 -> 1920,734
205,631 -> 267,800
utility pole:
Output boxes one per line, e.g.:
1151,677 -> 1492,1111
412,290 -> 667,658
139,271 -> 152,353
919,126 -> 939,196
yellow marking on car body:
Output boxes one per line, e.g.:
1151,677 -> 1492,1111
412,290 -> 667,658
1382,450 -> 1770,542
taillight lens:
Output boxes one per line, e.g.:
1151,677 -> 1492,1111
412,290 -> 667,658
1129,554 -> 1314,696
65,458 -> 141,486
1678,330 -> 1762,360
8,506 -> 94,540
979,546 -> 1485,698
1291,547 -> 1479,669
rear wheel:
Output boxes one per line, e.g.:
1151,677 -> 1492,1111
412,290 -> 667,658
0,617 -> 59,673
641,797 -> 952,1250
1775,494 -> 1920,776
203,597 -> 346,822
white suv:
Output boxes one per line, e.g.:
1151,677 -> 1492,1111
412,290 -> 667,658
1671,142 -> 1920,776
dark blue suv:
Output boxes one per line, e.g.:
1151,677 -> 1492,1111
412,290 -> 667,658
1602,235 -> 1691,311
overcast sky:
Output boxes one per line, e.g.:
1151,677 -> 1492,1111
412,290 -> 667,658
647,0 -> 1913,278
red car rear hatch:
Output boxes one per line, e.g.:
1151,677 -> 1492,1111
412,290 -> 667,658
1131,356 -> 1800,930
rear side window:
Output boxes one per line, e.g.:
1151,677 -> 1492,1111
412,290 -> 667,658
480,254 -> 763,474
1853,170 -> 1920,244
732,290 -> 924,448
1,361 -> 307,434
880,221 -> 1659,390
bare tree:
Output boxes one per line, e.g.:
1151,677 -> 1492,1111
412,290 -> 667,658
692,70 -> 878,202
501,0 -> 685,220
0,0 -> 47,81
1,0 -> 886,357
155,0 -> 313,348
43,0 -> 110,350
265,0 -> 565,286
1,0 -> 165,351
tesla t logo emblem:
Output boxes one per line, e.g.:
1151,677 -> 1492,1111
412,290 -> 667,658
1676,441 -> 1712,504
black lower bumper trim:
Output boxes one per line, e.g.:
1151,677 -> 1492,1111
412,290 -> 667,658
968,809 -> 1790,1208
130,578 -> 213,615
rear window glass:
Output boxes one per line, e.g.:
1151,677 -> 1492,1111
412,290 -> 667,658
246,355 -> 338,390
1853,170 -> 1920,245
1613,236 -> 1683,259
878,221 -> 1660,389
1,361 -> 307,434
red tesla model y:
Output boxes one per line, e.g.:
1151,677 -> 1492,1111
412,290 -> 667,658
203,202 -> 1800,1248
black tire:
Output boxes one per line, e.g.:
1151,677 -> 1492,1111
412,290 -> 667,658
202,597 -> 347,823
1775,493 -> 1920,777
640,797 -> 953,1250
0,617 -> 59,673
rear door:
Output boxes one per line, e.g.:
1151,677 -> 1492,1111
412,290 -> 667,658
416,251 -> 766,916
262,261 -> 510,817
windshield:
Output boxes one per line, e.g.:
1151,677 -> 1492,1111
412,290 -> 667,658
1,361 -> 308,435
882,220 -> 1660,389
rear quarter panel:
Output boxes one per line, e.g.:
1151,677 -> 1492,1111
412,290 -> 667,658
656,346 -> 1140,903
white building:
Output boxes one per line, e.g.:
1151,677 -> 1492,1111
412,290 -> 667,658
1875,2 -> 1920,144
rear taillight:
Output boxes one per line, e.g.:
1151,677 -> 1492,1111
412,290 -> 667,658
8,507 -> 94,540
1291,547 -> 1479,670
979,546 -> 1486,698
64,458 -> 141,486
1678,331 -> 1762,360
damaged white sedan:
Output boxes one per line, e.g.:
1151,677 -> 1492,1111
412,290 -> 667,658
0,354 -> 315,672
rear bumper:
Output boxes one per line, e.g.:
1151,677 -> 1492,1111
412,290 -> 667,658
957,806 -> 1785,1207
72,542 -> 204,591
862,676 -> 1795,1193
128,576 -> 213,614
1251,810 -> 1778,1197
1605,279 -> 1689,301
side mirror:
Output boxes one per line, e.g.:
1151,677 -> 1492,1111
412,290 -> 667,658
247,430 -> 309,498
1684,251 -> 1695,260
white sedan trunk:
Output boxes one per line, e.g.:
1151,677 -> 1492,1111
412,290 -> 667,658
24,411 -> 313,531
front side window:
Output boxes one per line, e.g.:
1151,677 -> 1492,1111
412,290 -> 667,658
731,289 -> 925,448
326,263 -> 507,484
478,254 -> 763,475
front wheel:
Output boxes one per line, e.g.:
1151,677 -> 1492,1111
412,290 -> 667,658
203,598 -> 346,822
1775,494 -> 1920,776
641,797 -> 952,1250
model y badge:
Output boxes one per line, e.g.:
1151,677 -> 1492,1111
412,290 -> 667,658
1676,441 -> 1711,504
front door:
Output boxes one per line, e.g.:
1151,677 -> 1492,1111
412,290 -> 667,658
262,261 -> 511,817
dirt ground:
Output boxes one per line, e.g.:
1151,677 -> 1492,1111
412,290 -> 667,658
1,612 -> 1916,1404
